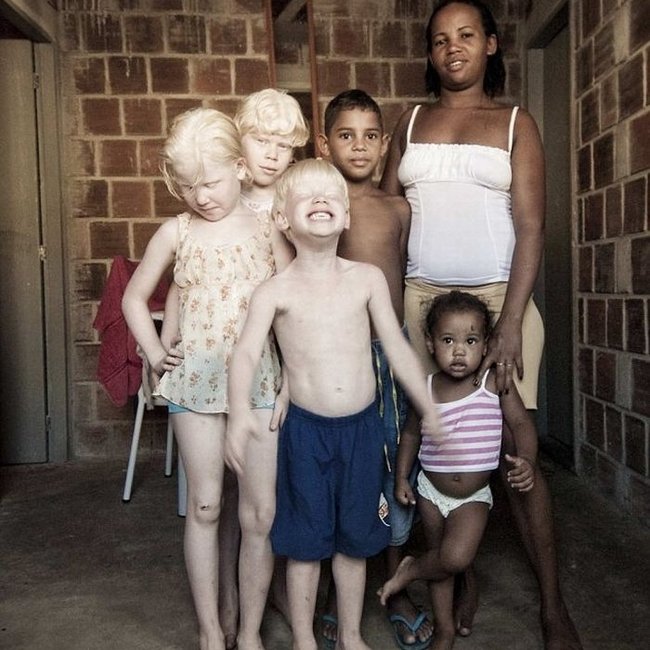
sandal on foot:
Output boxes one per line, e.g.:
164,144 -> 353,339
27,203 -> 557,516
320,613 -> 337,650
388,611 -> 432,650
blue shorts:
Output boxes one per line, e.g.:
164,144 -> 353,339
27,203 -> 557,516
271,401 -> 391,561
372,333 -> 418,546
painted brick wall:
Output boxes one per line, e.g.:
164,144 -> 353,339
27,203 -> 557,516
60,0 -> 272,459
574,0 -> 650,522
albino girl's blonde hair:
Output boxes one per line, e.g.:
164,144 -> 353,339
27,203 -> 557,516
234,88 -> 310,147
161,108 -> 244,199
272,158 -> 349,219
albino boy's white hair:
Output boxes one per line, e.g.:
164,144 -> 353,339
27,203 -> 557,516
161,107 -> 243,199
234,88 -> 310,147
272,158 -> 350,219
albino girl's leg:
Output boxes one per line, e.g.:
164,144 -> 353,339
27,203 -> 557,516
219,468 -> 240,649
173,411 -> 227,650
287,559 -> 320,650
332,553 -> 372,650
237,408 -> 278,649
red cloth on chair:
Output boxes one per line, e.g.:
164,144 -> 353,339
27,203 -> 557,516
93,255 -> 169,407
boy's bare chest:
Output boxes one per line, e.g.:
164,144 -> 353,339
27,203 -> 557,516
339,211 -> 401,260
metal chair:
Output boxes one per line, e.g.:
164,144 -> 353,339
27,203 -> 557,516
122,311 -> 187,515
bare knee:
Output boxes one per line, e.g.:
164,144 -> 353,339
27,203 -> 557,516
239,501 -> 275,536
188,498 -> 222,526
440,548 -> 474,575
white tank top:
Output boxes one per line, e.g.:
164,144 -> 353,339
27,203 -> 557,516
399,105 -> 519,286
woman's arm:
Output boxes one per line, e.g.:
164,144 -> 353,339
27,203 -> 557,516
500,379 -> 538,493
479,109 -> 545,393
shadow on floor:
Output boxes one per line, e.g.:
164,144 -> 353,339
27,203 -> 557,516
1,456 -> 648,649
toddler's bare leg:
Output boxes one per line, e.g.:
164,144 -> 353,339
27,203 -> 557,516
237,408 -> 278,650
287,559 -> 321,650
429,577 -> 456,650
173,412 -> 227,650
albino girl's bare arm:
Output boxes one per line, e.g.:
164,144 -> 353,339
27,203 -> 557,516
122,219 -> 177,374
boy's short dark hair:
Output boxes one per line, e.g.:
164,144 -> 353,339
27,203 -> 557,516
323,89 -> 383,136
425,290 -> 492,338
425,0 -> 506,98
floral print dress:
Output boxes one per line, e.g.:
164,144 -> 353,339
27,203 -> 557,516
157,211 -> 281,413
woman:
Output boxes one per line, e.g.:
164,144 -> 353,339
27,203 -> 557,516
380,2 -> 581,649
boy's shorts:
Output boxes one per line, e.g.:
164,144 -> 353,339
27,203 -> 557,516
372,334 -> 418,547
417,471 -> 493,518
271,401 -> 391,562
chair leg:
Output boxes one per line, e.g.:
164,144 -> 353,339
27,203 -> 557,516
164,417 -> 174,477
123,387 -> 146,502
177,453 -> 187,517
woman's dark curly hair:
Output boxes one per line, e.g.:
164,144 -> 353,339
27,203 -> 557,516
424,290 -> 492,339
425,0 -> 506,98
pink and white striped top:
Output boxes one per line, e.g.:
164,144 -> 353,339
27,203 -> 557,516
419,372 -> 502,473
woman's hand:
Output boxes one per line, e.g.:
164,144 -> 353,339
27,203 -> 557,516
476,316 -> 523,394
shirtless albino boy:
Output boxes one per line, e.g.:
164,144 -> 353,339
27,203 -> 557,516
226,159 -> 442,650
318,89 -> 432,650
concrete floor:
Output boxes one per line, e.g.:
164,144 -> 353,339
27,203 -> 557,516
1,455 -> 648,650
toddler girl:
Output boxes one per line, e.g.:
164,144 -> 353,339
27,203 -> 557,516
378,290 -> 537,650
122,107 -> 292,650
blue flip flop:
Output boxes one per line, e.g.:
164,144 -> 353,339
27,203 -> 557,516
320,613 -> 337,650
388,611 -> 432,650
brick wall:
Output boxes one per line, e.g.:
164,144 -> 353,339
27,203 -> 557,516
60,0 -> 272,458
574,0 -> 649,522
60,0 -> 528,461
312,0 -> 525,141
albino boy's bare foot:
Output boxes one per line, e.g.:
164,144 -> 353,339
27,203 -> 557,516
453,569 -> 478,636
542,605 -> 582,650
377,556 -> 416,606
236,634 -> 265,650
199,630 -> 226,650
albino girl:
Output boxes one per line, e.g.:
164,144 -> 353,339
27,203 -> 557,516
122,108 -> 292,650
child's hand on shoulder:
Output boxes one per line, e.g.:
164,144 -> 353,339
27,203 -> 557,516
505,453 -> 535,492
394,476 -> 416,506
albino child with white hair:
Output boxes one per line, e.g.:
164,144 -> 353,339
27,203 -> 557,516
122,107 -> 293,650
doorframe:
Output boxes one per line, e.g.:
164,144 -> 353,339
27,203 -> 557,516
524,1 -> 576,468
1,1 -> 68,461
35,42 -> 68,462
